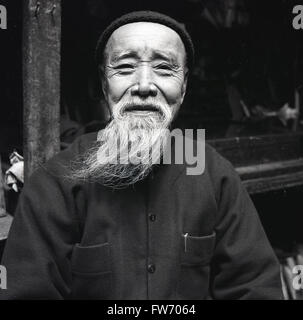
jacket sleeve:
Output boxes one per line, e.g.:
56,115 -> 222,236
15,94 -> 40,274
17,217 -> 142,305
0,164 -> 80,300
209,158 -> 284,300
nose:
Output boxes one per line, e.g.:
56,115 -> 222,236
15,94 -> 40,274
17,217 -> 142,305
131,64 -> 157,98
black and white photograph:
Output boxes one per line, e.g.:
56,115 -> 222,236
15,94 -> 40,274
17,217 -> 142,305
0,0 -> 303,305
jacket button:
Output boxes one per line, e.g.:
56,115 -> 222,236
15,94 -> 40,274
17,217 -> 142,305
149,214 -> 156,222
148,264 -> 156,273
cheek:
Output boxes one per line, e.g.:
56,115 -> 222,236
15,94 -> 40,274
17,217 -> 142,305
106,78 -> 132,103
158,79 -> 185,104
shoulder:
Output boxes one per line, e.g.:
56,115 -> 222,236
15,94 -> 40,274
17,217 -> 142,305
204,143 -> 236,177
28,132 -> 98,186
202,143 -> 244,204
175,130 -> 240,188
46,132 -> 97,171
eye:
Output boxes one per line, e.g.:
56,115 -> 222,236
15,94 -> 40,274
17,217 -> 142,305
154,64 -> 175,75
116,64 -> 135,70
117,63 -> 134,69
155,64 -> 172,70
114,64 -> 136,75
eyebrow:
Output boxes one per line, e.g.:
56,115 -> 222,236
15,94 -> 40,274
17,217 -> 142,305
110,49 -> 179,65
110,51 -> 139,63
152,50 -> 179,65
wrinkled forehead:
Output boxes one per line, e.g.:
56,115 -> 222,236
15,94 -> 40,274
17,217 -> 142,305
104,22 -> 187,64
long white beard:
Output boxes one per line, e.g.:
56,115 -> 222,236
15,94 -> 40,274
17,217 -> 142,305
69,99 -> 172,188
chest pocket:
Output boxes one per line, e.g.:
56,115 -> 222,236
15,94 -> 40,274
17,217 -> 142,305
70,242 -> 113,299
177,232 -> 216,300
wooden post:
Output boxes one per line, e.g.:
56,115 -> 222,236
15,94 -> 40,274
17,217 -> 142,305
23,0 -> 61,180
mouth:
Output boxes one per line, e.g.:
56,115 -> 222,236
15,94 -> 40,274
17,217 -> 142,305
123,105 -> 162,115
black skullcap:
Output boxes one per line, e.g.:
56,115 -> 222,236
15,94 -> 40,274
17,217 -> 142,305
95,11 -> 195,70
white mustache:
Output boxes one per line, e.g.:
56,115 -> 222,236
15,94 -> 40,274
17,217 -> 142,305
114,99 -> 169,119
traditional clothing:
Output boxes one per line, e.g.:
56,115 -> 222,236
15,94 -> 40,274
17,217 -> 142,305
0,132 -> 283,299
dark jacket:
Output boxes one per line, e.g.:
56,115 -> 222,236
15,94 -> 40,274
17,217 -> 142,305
0,132 -> 283,299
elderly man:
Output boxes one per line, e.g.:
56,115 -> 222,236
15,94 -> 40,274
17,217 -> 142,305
0,11 -> 282,300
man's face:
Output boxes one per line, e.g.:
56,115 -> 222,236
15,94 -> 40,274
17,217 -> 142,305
101,22 -> 188,121
69,22 -> 189,188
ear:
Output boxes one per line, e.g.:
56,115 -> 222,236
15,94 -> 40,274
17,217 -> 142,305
98,65 -> 113,119
180,70 -> 188,103
98,65 -> 107,99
